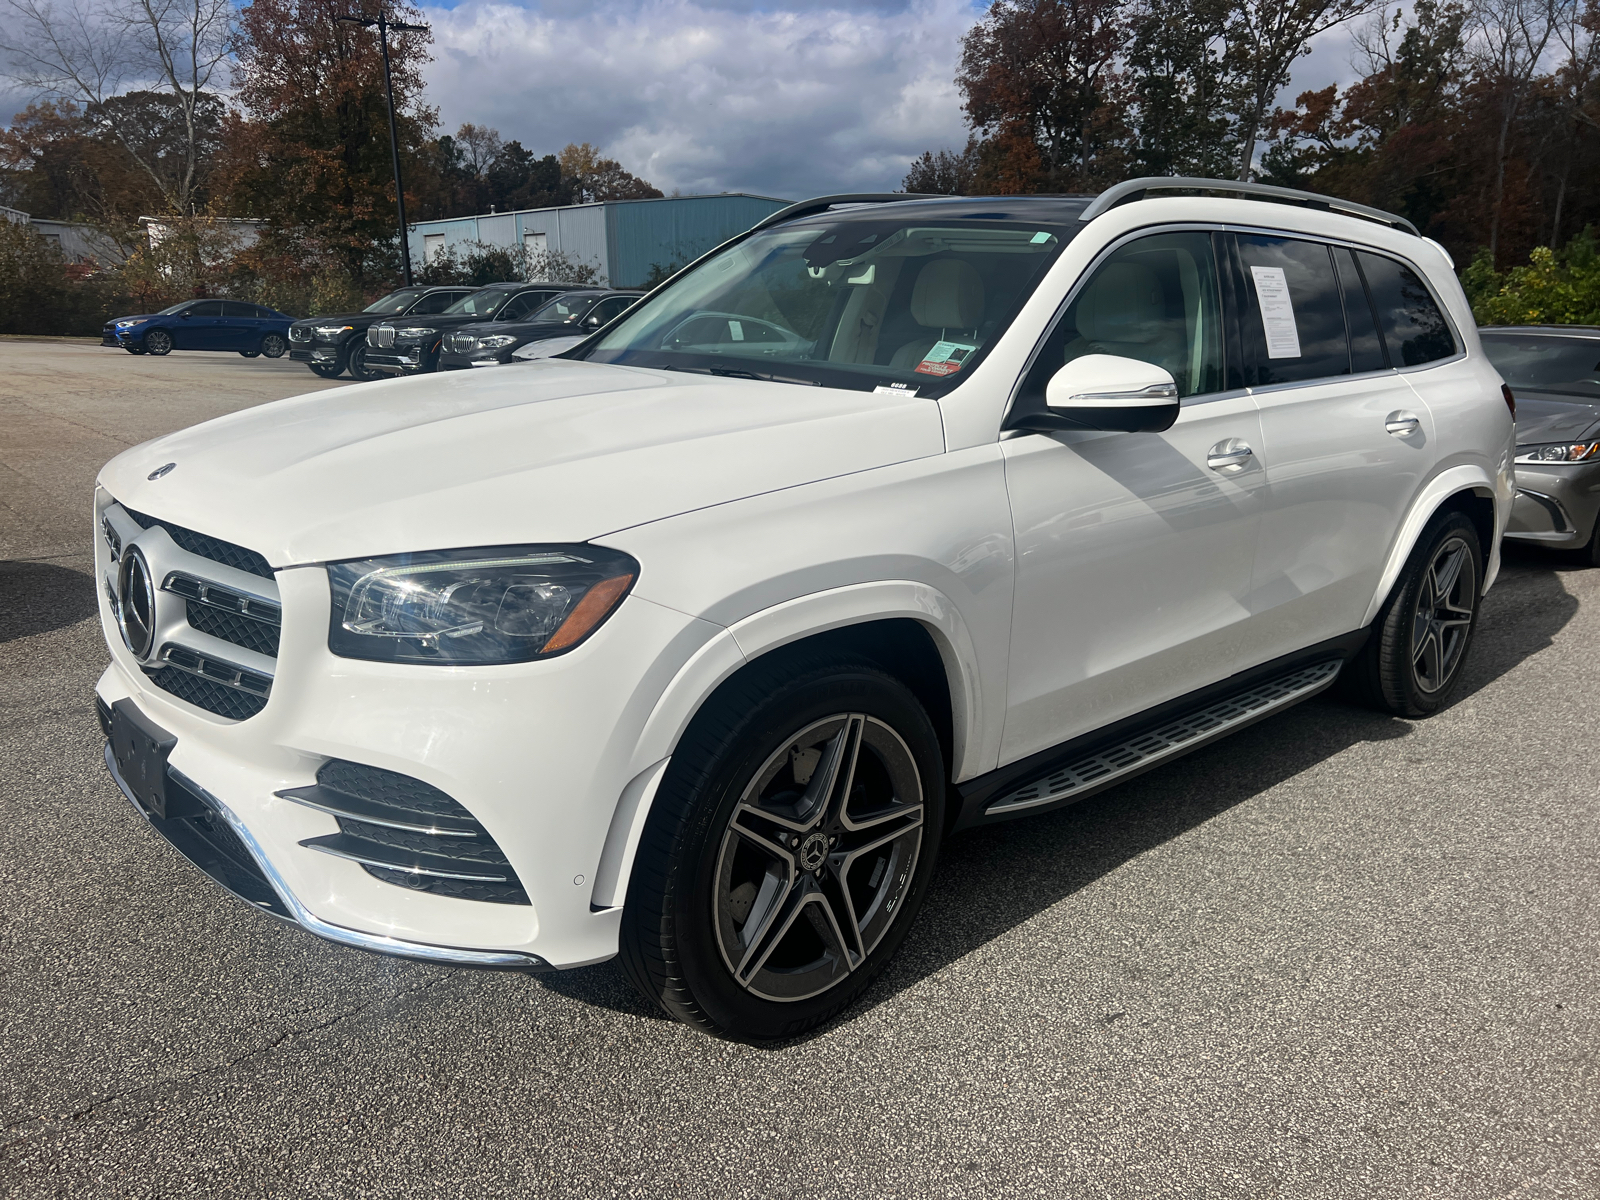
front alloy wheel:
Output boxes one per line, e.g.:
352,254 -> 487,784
620,652 -> 945,1040
143,329 -> 173,356
713,713 -> 924,1003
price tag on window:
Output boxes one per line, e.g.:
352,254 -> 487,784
914,340 -> 977,377
1250,266 -> 1302,359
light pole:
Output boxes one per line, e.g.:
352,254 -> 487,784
336,7 -> 429,286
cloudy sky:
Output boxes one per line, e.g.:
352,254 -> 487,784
420,0 -> 1370,200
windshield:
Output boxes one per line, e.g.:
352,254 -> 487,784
575,214 -> 1073,392
1482,334 -> 1600,399
529,294 -> 598,324
444,288 -> 514,317
156,302 -> 191,316
364,289 -> 424,315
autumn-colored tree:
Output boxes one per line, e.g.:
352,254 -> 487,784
558,142 -> 663,202
225,0 -> 437,291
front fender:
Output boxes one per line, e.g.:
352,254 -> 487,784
1360,463 -> 1508,627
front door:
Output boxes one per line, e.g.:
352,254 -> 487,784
176,300 -> 226,349
1000,229 -> 1268,765
1232,234 -> 1439,660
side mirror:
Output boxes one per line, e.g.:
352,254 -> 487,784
1029,354 -> 1180,433
179,311 -> 192,319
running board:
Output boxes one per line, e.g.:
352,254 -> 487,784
986,659 -> 1343,817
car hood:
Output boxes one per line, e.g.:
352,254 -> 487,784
455,319 -> 577,339
290,312 -> 371,326
1512,391 -> 1600,444
97,359 -> 946,566
374,312 -> 495,331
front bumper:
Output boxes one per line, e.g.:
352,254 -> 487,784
289,344 -> 344,365
92,488 -> 723,969
1506,463 -> 1600,548
364,347 -> 428,374
437,350 -> 513,370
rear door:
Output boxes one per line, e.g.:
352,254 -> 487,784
220,301 -> 261,350
1236,233 -> 1438,659
999,228 -> 1268,763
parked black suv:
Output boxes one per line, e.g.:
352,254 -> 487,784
363,282 -> 593,377
287,286 -> 477,380
437,290 -> 644,369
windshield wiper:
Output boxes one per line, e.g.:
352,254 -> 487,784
665,363 -> 820,386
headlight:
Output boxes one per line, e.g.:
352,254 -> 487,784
395,326 -> 438,341
313,324 -> 353,340
326,544 -> 638,665
1515,441 -> 1600,463
476,335 -> 518,351
115,319 -> 139,328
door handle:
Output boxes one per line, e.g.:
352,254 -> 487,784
1206,440 -> 1254,474
1386,411 -> 1421,437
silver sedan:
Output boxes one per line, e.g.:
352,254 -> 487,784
1481,325 -> 1600,565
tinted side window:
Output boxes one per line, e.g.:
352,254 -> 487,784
1234,234 -> 1348,384
497,292 -> 543,322
1016,230 -> 1224,413
187,301 -> 225,317
589,297 -> 636,325
222,301 -> 257,318
1334,248 -> 1386,372
1355,252 -> 1456,366
410,291 -> 459,315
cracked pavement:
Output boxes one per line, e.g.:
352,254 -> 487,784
1,340 -> 1598,1198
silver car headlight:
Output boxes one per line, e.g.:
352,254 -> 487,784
115,319 -> 140,328
313,324 -> 353,340
1515,441 -> 1600,464
326,545 -> 638,664
476,335 -> 519,351
395,325 -> 438,341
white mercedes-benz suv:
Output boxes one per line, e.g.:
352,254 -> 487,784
94,180 -> 1514,1040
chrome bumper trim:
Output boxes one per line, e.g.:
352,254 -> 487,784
103,742 -> 548,969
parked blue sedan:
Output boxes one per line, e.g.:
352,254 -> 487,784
102,300 -> 296,358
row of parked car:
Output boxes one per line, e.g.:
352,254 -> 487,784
101,285 -> 644,381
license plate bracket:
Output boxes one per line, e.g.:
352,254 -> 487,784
109,700 -> 200,819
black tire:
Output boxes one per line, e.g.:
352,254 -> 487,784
125,346 -> 146,355
239,349 -> 260,358
347,343 -> 379,382
619,651 -> 945,1041
309,361 -> 344,379
1348,510 -> 1484,717
143,329 -> 173,356
260,333 -> 288,358
1585,517 -> 1600,568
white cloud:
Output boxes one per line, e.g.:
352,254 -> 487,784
420,0 -> 978,199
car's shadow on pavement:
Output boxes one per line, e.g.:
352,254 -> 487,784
482,550 -> 1589,1038
0,559 -> 98,644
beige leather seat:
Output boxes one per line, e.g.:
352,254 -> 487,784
890,260 -> 986,370
1067,262 -> 1184,379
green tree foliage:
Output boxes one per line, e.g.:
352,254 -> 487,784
0,217 -> 113,333
416,242 -> 605,288
1462,229 -> 1600,324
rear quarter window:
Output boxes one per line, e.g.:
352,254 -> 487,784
1356,252 -> 1456,366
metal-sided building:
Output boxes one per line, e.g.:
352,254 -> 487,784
407,193 -> 790,289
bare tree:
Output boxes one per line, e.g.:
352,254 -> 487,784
1223,0 -> 1382,180
1547,0 -> 1598,242
0,0 -> 234,215
1469,0 -> 1561,255
454,122 -> 503,182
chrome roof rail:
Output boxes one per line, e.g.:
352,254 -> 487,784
1079,176 -> 1421,237
751,193 -> 942,232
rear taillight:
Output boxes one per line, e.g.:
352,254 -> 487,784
1502,384 -> 1516,418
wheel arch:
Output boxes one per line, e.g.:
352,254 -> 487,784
1362,466 -> 1502,627
590,582 -> 983,911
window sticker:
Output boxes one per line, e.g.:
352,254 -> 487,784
728,320 -> 745,342
1249,265 -> 1302,359
874,383 -> 919,396
914,340 -> 977,377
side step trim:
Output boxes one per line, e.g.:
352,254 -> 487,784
985,659 -> 1342,817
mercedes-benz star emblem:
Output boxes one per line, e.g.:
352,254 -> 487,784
117,547 -> 156,660
148,462 -> 176,480
798,832 -> 829,873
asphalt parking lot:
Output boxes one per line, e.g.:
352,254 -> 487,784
1,338 -> 1597,1198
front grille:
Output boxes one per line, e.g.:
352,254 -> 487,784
369,326 -> 395,348
281,760 -> 529,905
445,332 -> 476,354
122,506 -> 274,580
186,601 -> 280,656
289,325 -> 311,343
144,661 -> 269,720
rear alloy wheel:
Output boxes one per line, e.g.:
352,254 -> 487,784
620,653 -> 944,1040
143,329 -> 173,356
260,333 -> 288,358
1349,511 -> 1483,717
